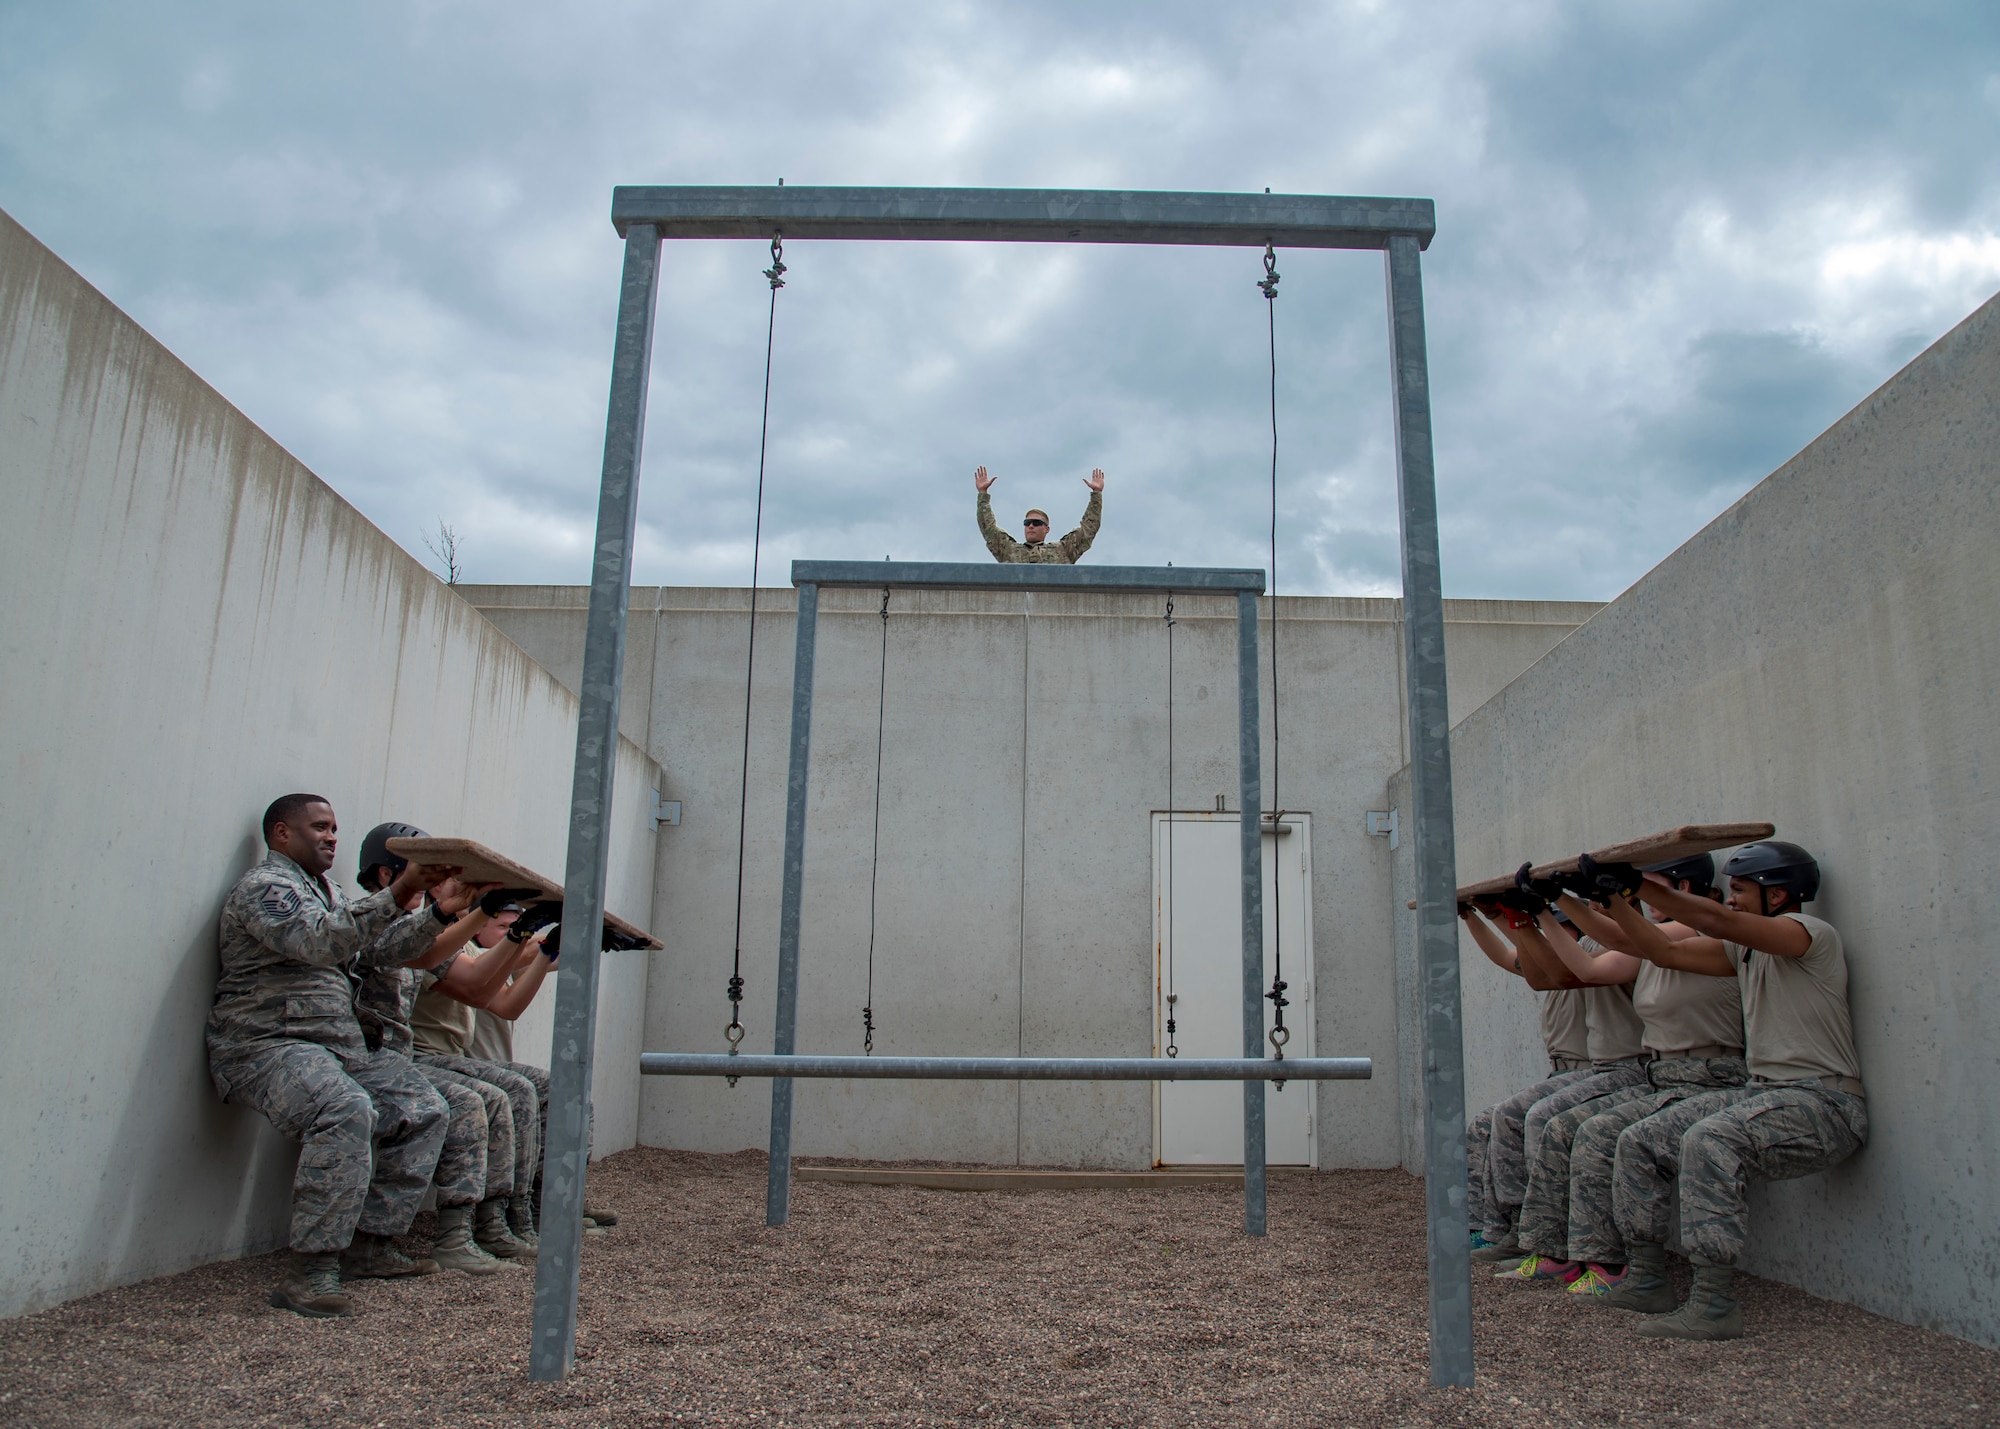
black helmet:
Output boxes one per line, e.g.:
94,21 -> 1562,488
357,822 -> 427,889
1642,852 -> 1715,893
1721,840 -> 1820,904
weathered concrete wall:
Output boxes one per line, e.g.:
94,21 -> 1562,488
1401,289 -> 2000,1345
0,208 -> 659,1318
466,583 -> 1595,1171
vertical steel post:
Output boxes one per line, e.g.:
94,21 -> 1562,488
1385,234 -> 1472,1387
530,223 -> 662,1382
1234,589 -> 1267,1236
766,580 -> 820,1225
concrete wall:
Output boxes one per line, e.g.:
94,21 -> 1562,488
0,208 -> 659,1317
465,583 -> 1596,1171
1399,288 -> 2000,1346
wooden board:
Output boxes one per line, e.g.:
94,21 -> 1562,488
384,836 -> 662,950
1455,822 -> 1776,902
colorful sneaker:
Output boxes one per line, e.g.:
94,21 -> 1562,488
1470,1230 -> 1506,1253
1567,1265 -> 1623,1297
1494,1253 -> 1580,1285
1469,1231 -> 1522,1263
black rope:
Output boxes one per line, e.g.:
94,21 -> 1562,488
863,585 -> 890,1053
1164,593 -> 1178,1058
725,234 -> 787,1076
1258,243 -> 1289,1065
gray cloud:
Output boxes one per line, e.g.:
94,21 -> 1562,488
3,0 -> 1996,599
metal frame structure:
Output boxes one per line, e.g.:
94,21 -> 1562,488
761,560 -> 1276,1237
533,186 -> 1469,1389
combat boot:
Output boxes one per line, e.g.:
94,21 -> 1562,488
341,1230 -> 439,1279
1599,1242 -> 1678,1313
476,1198 -> 536,1261
269,1250 -> 353,1318
506,1195 -> 539,1249
431,1205 -> 514,1275
1469,1229 -> 1520,1263
582,1202 -> 619,1227
1637,1261 -> 1743,1341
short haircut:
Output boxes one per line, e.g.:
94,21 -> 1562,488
263,793 -> 331,843
1024,509 -> 1049,522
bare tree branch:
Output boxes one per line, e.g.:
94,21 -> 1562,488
423,519 -> 462,586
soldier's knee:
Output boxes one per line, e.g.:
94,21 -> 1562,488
315,1080 -> 377,1144
1679,1116 -> 1742,1175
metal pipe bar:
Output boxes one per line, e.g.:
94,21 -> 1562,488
766,581 -> 820,1228
613,186 -> 1434,251
792,560 -> 1263,594
1385,235 -> 1473,1387
530,223 -> 661,1383
1234,589 -> 1267,1237
648,1054 -> 1371,1081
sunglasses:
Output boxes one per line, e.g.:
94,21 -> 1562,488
1023,518 -> 1048,527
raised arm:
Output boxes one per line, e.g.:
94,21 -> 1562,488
1060,473 -> 1104,561
1592,890 -> 1735,976
1536,910 -> 1641,984
1509,916 -> 1588,991
1461,905 -> 1523,975
484,931 -> 556,1020
974,469 -> 1020,560
1636,874 -> 1813,959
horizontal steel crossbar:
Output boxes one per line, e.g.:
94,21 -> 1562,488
791,560 -> 1265,594
612,186 -> 1434,250
642,1053 -> 1372,1081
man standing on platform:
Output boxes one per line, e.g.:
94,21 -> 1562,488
974,464 -> 1103,563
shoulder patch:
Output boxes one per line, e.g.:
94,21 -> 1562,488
258,885 -> 303,921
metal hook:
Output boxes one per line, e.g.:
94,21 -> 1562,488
764,233 -> 787,291
1258,243 -> 1280,301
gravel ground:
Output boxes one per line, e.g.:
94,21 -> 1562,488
2,1147 -> 1995,1428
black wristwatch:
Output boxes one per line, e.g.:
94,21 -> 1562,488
430,899 -> 454,928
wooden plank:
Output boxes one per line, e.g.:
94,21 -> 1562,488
384,836 -> 662,949
794,1165 -> 1263,1192
1455,822 -> 1776,902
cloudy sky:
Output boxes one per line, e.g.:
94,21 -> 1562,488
4,1 -> 1997,598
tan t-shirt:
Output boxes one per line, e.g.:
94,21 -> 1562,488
409,960 -> 475,1057
1540,989 -> 1589,1065
1634,959 -> 1745,1055
1574,937 -> 1645,1062
1726,913 -> 1862,1084
467,1007 -> 515,1063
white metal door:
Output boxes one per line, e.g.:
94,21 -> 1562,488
1152,813 -> 1314,1166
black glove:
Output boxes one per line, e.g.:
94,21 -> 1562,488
480,886 -> 543,916
1508,862 -> 1552,915
506,902 -> 562,941
539,926 -> 562,961
1574,854 -> 1641,903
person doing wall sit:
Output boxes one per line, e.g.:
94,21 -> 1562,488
974,464 -> 1103,563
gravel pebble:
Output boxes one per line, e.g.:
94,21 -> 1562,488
1,1147 -> 1994,1427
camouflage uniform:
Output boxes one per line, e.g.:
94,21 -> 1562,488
205,853 -> 449,1253
356,957 -> 512,1205
1475,1066 -> 1596,1234
411,958 -> 552,1197
978,490 -> 1101,563
1518,1055 -> 1748,1260
1611,1080 -> 1867,1265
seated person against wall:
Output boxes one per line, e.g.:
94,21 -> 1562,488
353,823 -> 533,1272
206,794 -> 457,1318
1458,899 -> 1594,1262
1508,855 -> 1747,1297
1483,885 -> 1651,1283
1593,842 -> 1866,1341
411,909 -> 620,1234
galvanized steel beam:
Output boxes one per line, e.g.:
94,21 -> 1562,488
792,559 -> 1264,594
1385,235 -> 1473,1387
613,186 -> 1434,251
529,223 -> 661,1383
648,1054 -> 1372,1081
765,581 -> 821,1228
1234,590 -> 1268,1237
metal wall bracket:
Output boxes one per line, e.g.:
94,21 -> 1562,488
1366,808 -> 1399,849
650,791 -> 682,829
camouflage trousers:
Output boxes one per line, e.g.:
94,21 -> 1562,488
1522,1055 -> 1748,1262
412,1061 -> 505,1205
1613,1081 -> 1868,1266
418,1054 -> 549,1198
208,1040 -> 447,1253
1472,1066 -> 1596,1232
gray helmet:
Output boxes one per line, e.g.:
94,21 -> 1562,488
1642,852 -> 1715,893
1721,840 -> 1820,904
357,822 -> 427,889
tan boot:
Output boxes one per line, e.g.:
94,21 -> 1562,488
1599,1242 -> 1678,1313
340,1230 -> 439,1279
582,1203 -> 618,1227
506,1195 -> 539,1249
476,1198 -> 536,1261
269,1250 -> 354,1318
1636,1262 -> 1744,1341
431,1205 -> 514,1275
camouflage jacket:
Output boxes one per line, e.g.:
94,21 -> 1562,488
978,490 -> 1101,563
354,917 -> 451,1055
206,852 -> 435,1057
